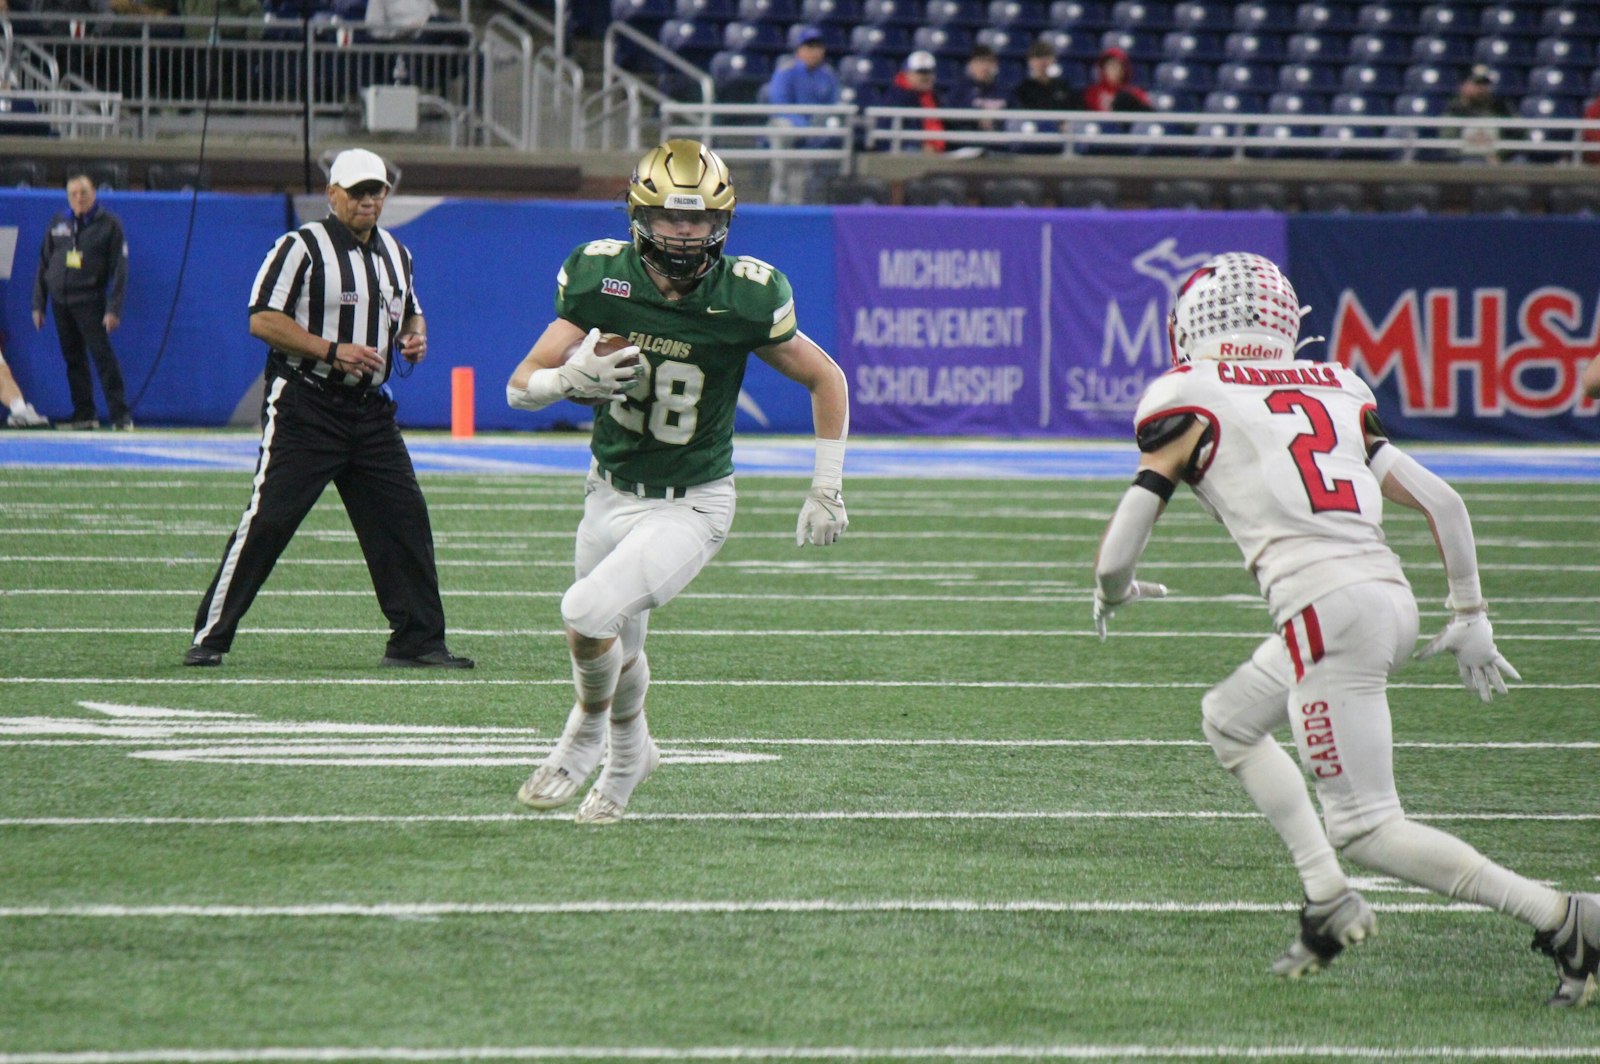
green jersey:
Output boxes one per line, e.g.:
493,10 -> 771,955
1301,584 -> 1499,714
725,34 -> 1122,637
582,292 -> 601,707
555,238 -> 798,487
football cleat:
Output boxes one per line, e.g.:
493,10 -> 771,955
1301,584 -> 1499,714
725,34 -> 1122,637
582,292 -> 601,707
1532,893 -> 1600,1008
1271,889 -> 1377,978
574,740 -> 660,826
6,403 -> 49,428
516,707 -> 607,810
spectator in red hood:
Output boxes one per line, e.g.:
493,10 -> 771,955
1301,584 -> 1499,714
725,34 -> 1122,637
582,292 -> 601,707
879,49 -> 947,152
1082,46 -> 1154,112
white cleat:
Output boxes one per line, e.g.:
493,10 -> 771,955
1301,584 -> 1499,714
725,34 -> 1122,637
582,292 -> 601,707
6,403 -> 49,429
516,709 -> 607,810
575,740 -> 660,826
1271,889 -> 1377,978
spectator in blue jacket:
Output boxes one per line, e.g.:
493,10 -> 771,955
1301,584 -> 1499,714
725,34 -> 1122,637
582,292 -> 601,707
765,25 -> 841,147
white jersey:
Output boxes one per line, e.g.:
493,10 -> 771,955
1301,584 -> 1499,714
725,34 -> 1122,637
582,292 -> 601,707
1135,359 -> 1409,625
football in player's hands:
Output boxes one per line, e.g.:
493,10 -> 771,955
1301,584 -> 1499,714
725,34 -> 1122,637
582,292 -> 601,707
561,331 -> 640,407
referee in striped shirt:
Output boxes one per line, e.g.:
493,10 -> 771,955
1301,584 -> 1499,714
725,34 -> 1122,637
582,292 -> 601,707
184,148 -> 471,669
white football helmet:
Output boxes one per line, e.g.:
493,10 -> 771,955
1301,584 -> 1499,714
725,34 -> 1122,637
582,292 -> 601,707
1167,252 -> 1304,367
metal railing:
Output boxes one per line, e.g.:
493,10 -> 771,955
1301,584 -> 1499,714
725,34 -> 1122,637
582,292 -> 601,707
0,87 -> 120,138
864,106 -> 1600,165
660,101 -> 857,165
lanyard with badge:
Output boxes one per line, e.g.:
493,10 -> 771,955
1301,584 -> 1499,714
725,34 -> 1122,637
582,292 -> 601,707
65,215 -> 85,270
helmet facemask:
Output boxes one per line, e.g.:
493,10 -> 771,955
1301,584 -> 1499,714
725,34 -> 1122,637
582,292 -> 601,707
1167,252 -> 1305,367
627,140 -> 737,282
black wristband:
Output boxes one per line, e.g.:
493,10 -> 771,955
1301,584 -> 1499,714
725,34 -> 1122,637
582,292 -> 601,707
1133,468 -> 1177,501
326,340 -> 339,363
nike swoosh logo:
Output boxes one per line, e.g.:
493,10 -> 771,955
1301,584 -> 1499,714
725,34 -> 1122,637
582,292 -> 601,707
707,308 -> 732,315
692,506 -> 713,514
576,371 -> 601,383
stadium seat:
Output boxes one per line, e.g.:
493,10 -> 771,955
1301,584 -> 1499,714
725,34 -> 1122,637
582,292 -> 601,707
1204,88 -> 1263,112
1233,1 -> 1293,32
677,0 -> 735,16
1331,91 -> 1387,116
1281,63 -> 1338,91
737,0 -> 799,20
1471,184 -> 1534,215
1341,63 -> 1400,92
1162,30 -> 1224,59
1149,178 -> 1215,208
1546,185 -> 1600,216
1320,123 -> 1399,160
1111,0 -> 1171,29
145,162 -> 211,192
1378,182 -> 1440,213
1534,37 -> 1586,67
824,174 -> 892,203
800,0 -> 861,21
1269,88 -> 1320,112
1285,32 -> 1335,62
1056,176 -> 1120,207
1148,89 -> 1201,111
979,176 -> 1047,206
863,0 -> 919,22
1356,4 -> 1412,33
1099,28 -> 1162,58
914,24 -> 973,55
1294,1 -> 1353,32
1402,63 -> 1453,94
1215,60 -> 1275,92
977,26 -> 1030,56
902,175 -> 969,205
69,160 -> 128,192
659,18 -> 724,58
1174,1 -> 1232,31
1125,118 -> 1191,154
849,23 -> 910,53
1223,31 -> 1283,61
1048,0 -> 1110,28
1480,4 -> 1537,37
789,21 -> 847,48
1521,93 -> 1581,119
1300,180 -> 1366,211
1226,180 -> 1288,210
1528,65 -> 1588,97
1413,34 -> 1469,63
1349,33 -> 1408,64
1249,120 -> 1320,156
1155,59 -> 1216,92
928,0 -> 986,24
837,52 -> 896,87
725,20 -> 787,51
0,159 -> 47,188
1541,6 -> 1600,37
1392,91 -> 1444,117
613,0 -> 675,20
1474,35 -> 1532,65
988,0 -> 1050,29
1416,5 -> 1466,35
710,49 -> 773,91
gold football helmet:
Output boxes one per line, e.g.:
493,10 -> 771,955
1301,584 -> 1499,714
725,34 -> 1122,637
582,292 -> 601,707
627,139 -> 736,281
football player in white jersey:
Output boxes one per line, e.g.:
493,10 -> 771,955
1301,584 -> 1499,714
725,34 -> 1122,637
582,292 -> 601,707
1092,252 -> 1598,1007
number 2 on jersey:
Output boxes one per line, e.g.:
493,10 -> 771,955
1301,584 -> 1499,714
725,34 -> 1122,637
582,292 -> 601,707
1264,389 -> 1361,514
607,360 -> 704,445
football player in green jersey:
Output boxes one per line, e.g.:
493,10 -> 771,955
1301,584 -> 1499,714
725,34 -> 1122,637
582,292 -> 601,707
506,139 -> 849,824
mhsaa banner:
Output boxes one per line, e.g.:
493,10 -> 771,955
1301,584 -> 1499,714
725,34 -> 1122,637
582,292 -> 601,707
1289,216 -> 1600,443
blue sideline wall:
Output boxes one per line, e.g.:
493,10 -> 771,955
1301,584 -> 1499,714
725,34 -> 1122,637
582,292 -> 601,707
1,190 -> 1595,442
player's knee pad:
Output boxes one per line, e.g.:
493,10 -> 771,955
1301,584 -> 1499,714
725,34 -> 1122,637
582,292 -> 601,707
560,577 -> 624,641
1327,806 -> 1405,853
1200,712 -> 1257,771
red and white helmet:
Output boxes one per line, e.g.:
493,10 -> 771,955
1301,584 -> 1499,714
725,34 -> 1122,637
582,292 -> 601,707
1167,252 -> 1303,367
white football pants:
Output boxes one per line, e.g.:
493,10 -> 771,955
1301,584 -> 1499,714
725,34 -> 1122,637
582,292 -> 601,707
1204,580 -> 1565,929
560,462 -> 736,660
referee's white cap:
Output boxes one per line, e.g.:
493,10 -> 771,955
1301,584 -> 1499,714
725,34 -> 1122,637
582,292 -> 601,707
329,148 -> 391,190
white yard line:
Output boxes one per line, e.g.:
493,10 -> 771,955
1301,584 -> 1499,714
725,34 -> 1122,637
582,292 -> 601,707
5,677 -> 1600,690
2,1045 -> 1599,1063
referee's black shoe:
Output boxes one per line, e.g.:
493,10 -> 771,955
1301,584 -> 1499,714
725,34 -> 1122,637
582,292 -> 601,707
380,649 -> 475,669
183,645 -> 223,667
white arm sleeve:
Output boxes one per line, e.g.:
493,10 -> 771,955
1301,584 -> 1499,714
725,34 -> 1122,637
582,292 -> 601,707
1375,444 -> 1483,611
1094,483 -> 1164,601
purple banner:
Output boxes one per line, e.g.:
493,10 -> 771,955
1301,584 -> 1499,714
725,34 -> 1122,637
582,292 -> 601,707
834,209 -> 1045,435
834,207 -> 1287,437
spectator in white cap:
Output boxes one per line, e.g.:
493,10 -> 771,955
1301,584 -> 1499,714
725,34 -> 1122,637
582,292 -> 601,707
878,49 -> 947,152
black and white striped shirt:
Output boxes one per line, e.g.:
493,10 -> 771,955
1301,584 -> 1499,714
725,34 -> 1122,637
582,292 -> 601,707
249,216 -> 421,390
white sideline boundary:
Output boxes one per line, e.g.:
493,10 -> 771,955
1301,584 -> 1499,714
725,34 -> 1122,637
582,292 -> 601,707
2,1045 -> 1600,1063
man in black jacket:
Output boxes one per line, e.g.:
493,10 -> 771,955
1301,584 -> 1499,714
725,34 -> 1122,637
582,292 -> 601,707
32,170 -> 132,430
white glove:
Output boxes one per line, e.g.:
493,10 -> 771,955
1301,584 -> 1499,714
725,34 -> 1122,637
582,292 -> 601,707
1415,610 -> 1520,703
796,487 -> 847,547
1092,579 -> 1168,641
559,328 -> 643,402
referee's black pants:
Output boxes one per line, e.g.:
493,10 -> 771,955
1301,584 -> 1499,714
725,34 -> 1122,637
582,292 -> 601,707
52,299 -> 129,424
191,374 -> 449,660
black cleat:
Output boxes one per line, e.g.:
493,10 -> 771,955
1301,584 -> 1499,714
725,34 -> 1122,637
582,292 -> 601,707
1271,890 -> 1376,978
1532,893 -> 1600,1008
183,645 -> 223,667
380,649 -> 474,669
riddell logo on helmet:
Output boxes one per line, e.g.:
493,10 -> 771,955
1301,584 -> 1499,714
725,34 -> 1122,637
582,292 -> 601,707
1218,341 -> 1284,359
